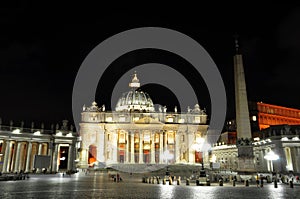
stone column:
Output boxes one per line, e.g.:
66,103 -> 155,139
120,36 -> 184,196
97,129 -> 105,163
163,131 -> 167,153
159,133 -> 163,163
2,140 -> 10,173
6,142 -> 14,172
36,143 -> 43,173
125,133 -> 129,163
112,133 -> 118,163
139,132 -> 143,164
295,147 -> 300,172
18,143 -> 26,171
80,148 -> 89,168
25,142 -> 32,173
188,132 -> 195,164
130,133 -> 135,163
14,142 -> 22,172
151,132 -> 155,164
52,144 -> 59,173
175,132 -> 180,163
67,144 -> 73,171
48,143 -> 53,171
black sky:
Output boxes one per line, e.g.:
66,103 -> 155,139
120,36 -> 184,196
0,4 -> 300,129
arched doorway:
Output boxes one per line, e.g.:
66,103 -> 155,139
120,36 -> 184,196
195,151 -> 203,163
88,145 -> 97,166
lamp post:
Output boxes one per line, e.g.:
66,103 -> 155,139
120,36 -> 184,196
264,150 -> 279,188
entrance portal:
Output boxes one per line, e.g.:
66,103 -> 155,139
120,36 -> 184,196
88,145 -> 97,166
59,146 -> 69,170
143,150 -> 150,163
195,151 -> 203,163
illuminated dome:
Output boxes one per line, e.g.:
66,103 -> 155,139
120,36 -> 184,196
115,72 -> 155,112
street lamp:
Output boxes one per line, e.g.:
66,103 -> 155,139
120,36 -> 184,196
264,150 -> 279,171
264,150 -> 279,188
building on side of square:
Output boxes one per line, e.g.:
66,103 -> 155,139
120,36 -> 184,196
78,73 -> 209,169
0,120 -> 77,173
212,124 -> 300,174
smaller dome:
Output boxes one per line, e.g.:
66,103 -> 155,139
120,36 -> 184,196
193,104 -> 201,113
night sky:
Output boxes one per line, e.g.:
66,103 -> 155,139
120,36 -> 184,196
0,4 -> 300,130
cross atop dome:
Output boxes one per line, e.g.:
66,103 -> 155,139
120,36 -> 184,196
129,71 -> 140,88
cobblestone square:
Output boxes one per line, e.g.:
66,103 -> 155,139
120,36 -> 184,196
0,171 -> 299,199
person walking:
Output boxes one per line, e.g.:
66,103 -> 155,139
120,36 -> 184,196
256,175 -> 259,187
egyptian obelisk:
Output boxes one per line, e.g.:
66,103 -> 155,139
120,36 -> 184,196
234,37 -> 255,174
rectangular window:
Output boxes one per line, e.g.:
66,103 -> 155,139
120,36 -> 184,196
194,116 -> 200,123
119,133 -> 125,143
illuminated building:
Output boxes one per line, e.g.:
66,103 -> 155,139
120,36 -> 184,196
223,101 -> 300,138
212,42 -> 300,174
249,101 -> 300,131
78,73 -> 209,169
0,120 -> 76,173
212,124 -> 300,173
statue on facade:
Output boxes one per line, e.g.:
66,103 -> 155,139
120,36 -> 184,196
159,105 -> 162,112
163,106 -> 167,113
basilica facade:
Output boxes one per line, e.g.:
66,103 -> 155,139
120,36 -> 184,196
78,73 -> 209,168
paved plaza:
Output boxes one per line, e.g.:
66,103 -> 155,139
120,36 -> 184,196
0,171 -> 299,198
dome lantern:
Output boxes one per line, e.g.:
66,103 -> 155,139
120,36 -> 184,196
129,71 -> 140,88
116,72 -> 155,112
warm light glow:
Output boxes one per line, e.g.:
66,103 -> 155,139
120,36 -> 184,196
281,137 -> 288,141
60,157 -> 66,161
254,137 -> 260,141
192,143 -> 203,152
264,151 -> 279,161
257,102 -> 300,130
292,137 -> 299,141
133,117 -> 139,122
196,136 -> 204,144
252,115 -> 257,121
34,131 -> 41,135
